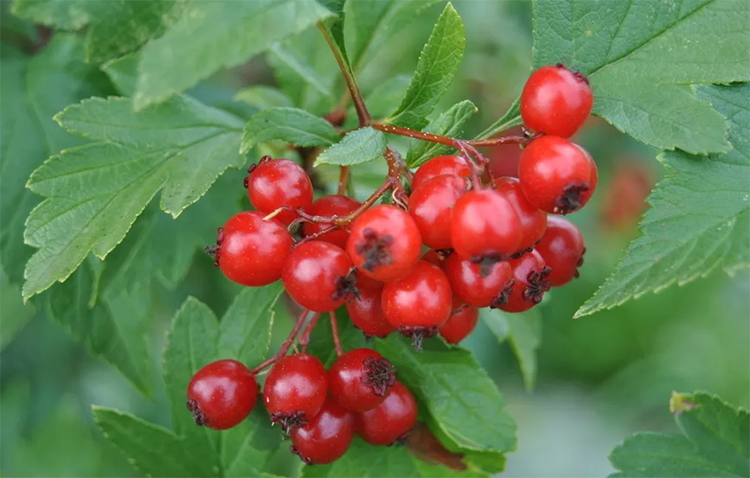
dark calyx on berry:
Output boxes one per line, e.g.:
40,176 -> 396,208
204,227 -> 225,267
333,268 -> 360,301
270,410 -> 308,433
361,357 -> 396,397
394,431 -> 411,447
555,63 -> 589,85
510,246 -> 534,260
470,253 -> 507,278
186,399 -> 207,427
290,446 -> 314,465
398,326 -> 438,352
434,248 -> 453,260
555,182 -> 591,214
355,228 -> 394,271
490,279 -> 515,309
522,266 -> 552,304
574,246 -> 587,278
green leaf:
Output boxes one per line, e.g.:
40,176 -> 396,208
363,75 -> 412,120
22,95 -> 244,300
388,3 -> 466,129
406,100 -> 478,168
134,0 -> 333,109
240,107 -> 340,155
314,127 -> 387,167
101,53 -> 139,97
609,391 -> 749,477
94,407 -> 217,478
475,98 -> 521,140
480,308 -> 541,391
375,336 -> 516,453
577,83 -> 750,317
0,266 -> 35,351
10,0 -> 110,30
85,1 -> 183,64
346,0 -> 443,70
1,35 -> 109,288
533,0 -> 750,154
267,41 -> 336,113
234,86 -> 294,110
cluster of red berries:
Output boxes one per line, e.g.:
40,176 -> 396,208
188,63 -> 595,465
187,349 -> 415,464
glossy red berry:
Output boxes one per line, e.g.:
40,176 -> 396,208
263,353 -> 327,431
438,306 -> 479,344
408,175 -> 466,249
346,283 -> 395,338
421,249 -> 450,269
347,205 -> 421,282
520,64 -> 593,138
494,250 -> 551,313
493,177 -> 547,253
356,381 -> 417,446
519,136 -> 598,215
412,155 -> 472,190
186,359 -> 257,430
329,348 -> 396,412
382,261 -> 452,348
450,189 -> 523,262
302,195 -> 361,249
245,157 -> 313,225
534,216 -> 585,286
213,211 -> 293,286
290,397 -> 355,465
444,253 -> 514,308
282,241 -> 356,312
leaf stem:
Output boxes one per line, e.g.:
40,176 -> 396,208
250,310 -> 312,374
330,311 -> 344,357
338,166 -> 350,195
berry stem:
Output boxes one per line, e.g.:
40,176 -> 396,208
299,313 -> 322,353
329,311 -> 344,357
371,123 -> 529,149
338,166 -> 350,195
318,22 -> 372,127
250,310 -> 313,374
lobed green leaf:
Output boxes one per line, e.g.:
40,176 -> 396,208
234,86 -> 294,111
314,127 -> 387,167
240,107 -> 341,155
480,307 -> 541,391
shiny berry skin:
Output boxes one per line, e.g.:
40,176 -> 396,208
444,253 -> 514,308
282,242 -> 356,312
408,175 -> 466,249
329,348 -> 396,412
346,283 -> 395,338
438,306 -> 479,344
356,381 -> 417,446
493,177 -> 547,253
347,205 -> 421,282
245,157 -> 313,225
290,397 -> 355,465
263,353 -> 328,431
520,64 -> 593,138
519,136 -> 598,215
382,261 -> 452,346
215,211 -> 293,286
302,195 -> 361,249
450,189 -> 523,262
186,359 -> 257,430
494,250 -> 551,313
412,155 -> 472,190
534,216 -> 585,286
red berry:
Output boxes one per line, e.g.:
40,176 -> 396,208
520,64 -> 593,138
421,249 -> 450,269
438,306 -> 479,344
494,250 -> 551,313
412,155 -> 472,190
245,157 -> 313,225
450,189 -> 522,262
356,381 -> 417,446
534,216 -> 585,286
282,241 -> 356,312
408,175 -> 466,249
493,177 -> 547,253
347,205 -> 421,282
214,211 -> 293,286
263,353 -> 327,431
290,397 -> 355,465
329,348 -> 396,412
444,253 -> 514,308
186,359 -> 257,430
381,261 -> 452,348
519,136 -> 598,215
346,283 -> 395,338
302,195 -> 361,249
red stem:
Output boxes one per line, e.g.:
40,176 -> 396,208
250,310 -> 311,375
338,166 -> 350,195
299,313 -> 322,353
330,311 -> 344,357
372,123 -> 529,148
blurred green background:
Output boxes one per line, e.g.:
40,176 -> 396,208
1,1 -> 748,477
